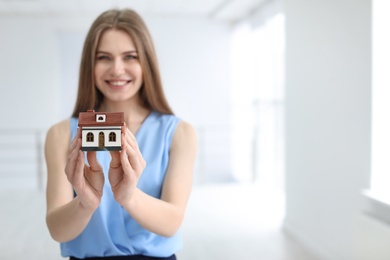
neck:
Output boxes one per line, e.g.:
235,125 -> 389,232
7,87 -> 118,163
98,98 -> 150,127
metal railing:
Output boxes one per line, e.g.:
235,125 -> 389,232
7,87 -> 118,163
0,129 -> 46,191
0,125 -> 238,190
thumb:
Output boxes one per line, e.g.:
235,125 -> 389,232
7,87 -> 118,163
87,151 -> 102,171
109,151 -> 121,168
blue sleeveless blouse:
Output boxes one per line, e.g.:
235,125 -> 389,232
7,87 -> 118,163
61,111 -> 181,258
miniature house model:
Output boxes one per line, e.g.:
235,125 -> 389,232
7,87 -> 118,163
78,110 -> 125,151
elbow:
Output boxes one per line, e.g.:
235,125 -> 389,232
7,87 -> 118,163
46,215 -> 75,243
47,226 -> 75,243
46,220 -> 66,243
159,228 -> 180,238
48,230 -> 65,243
159,212 -> 184,237
161,227 -> 180,238
46,225 -> 64,243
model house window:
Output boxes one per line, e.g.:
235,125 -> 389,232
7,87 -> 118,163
86,132 -> 94,142
96,115 -> 106,122
109,132 -> 116,142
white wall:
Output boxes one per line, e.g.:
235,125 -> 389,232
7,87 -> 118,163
146,16 -> 232,127
144,17 -> 234,183
0,15 -> 61,130
0,13 -> 233,188
283,0 -> 371,259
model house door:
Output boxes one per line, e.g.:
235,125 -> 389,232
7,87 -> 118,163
99,132 -> 105,148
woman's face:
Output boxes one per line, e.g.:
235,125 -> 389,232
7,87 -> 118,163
94,29 -> 143,104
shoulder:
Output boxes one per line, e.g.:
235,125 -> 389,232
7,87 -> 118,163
174,120 -> 197,140
154,112 -> 178,123
152,112 -> 197,147
152,112 -> 180,132
171,120 -> 197,154
46,119 -> 71,141
45,119 -> 71,151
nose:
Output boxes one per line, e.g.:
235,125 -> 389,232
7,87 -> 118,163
111,58 -> 125,76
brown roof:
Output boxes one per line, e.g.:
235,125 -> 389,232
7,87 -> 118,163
78,110 -> 125,127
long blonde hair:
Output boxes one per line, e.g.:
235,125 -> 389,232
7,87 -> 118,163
72,9 -> 173,117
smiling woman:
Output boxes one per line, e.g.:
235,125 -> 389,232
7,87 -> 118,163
44,8 -> 197,260
94,29 -> 143,105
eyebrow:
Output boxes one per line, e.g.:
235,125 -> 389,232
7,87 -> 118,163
96,50 -> 138,55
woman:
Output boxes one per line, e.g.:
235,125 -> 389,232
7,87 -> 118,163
44,8 -> 197,260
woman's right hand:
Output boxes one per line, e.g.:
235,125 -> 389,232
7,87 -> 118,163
64,128 -> 104,211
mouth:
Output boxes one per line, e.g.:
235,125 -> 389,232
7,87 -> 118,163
106,80 -> 131,88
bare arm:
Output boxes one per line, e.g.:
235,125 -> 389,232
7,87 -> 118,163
45,120 -> 104,242
110,121 -> 197,237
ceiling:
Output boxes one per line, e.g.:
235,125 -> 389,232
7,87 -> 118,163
0,0 -> 267,23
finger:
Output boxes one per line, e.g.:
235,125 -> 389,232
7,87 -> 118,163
125,127 -> 137,146
123,138 -> 142,174
124,128 -> 141,158
65,138 -> 82,180
72,150 -> 85,188
87,151 -> 102,172
84,163 -> 105,192
121,130 -> 136,156
120,147 -> 133,176
140,156 -> 146,169
109,150 -> 121,168
123,129 -> 145,169
66,146 -> 84,188
68,128 -> 81,157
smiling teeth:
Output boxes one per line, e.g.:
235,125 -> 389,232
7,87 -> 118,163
110,81 -> 127,86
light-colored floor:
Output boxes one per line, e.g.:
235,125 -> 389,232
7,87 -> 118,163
0,183 -> 324,260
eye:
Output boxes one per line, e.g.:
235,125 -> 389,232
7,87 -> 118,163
124,55 -> 138,60
97,55 -> 110,60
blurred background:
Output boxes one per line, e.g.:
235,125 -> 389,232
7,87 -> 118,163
0,0 -> 389,259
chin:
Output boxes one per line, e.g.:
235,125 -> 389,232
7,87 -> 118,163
107,94 -> 137,103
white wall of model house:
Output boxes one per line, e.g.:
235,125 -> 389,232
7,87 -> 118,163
81,127 -> 122,150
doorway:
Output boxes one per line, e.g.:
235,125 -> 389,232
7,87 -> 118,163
99,132 -> 105,148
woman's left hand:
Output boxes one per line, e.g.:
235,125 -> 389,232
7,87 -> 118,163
108,126 -> 146,205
